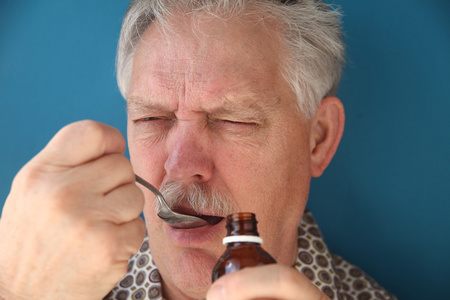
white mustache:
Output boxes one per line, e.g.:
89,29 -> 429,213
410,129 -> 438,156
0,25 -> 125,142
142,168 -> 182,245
158,181 -> 234,216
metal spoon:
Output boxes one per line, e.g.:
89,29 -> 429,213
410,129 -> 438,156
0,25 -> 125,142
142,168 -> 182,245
135,175 -> 223,228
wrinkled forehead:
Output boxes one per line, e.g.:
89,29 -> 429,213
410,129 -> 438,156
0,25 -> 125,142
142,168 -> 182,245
129,11 -> 291,101
136,10 -> 286,62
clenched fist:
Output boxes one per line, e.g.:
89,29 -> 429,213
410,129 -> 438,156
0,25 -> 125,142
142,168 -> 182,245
0,121 -> 146,300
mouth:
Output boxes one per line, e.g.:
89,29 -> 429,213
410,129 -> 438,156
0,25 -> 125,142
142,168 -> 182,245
166,219 -> 225,247
165,206 -> 226,247
170,206 -> 225,229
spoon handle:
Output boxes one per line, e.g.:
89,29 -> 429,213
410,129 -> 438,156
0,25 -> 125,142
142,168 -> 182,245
135,175 -> 162,198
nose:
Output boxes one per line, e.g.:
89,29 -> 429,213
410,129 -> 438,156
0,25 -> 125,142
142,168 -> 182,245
164,125 -> 213,184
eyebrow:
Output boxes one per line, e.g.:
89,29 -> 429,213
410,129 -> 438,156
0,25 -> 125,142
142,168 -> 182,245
127,93 -> 279,121
208,98 -> 268,121
127,97 -> 172,115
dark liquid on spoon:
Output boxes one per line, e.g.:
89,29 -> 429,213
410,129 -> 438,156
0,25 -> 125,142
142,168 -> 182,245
198,215 -> 224,225
170,215 -> 224,229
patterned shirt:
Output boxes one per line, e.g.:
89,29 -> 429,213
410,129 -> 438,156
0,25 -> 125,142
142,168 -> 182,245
104,209 -> 397,300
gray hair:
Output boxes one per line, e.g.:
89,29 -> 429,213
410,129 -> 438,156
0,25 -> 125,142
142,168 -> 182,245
116,0 -> 345,119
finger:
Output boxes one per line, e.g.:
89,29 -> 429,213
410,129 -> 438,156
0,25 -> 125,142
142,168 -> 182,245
115,217 -> 147,261
35,120 -> 126,168
207,264 -> 328,300
101,182 -> 145,224
73,153 -> 135,195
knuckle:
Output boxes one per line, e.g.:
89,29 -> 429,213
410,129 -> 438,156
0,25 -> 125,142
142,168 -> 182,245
78,120 -> 110,149
136,218 -> 147,238
73,119 -> 104,135
131,217 -> 146,236
14,163 -> 43,191
128,182 -> 145,203
39,120 -> 115,166
61,120 -> 116,151
107,154 -> 134,180
58,120 -> 102,141
125,219 -> 147,254
13,163 -> 62,203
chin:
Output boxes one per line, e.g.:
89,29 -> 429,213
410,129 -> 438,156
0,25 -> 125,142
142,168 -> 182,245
166,248 -> 218,299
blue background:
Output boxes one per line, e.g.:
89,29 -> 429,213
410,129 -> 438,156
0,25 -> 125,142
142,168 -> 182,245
1,1 -> 449,299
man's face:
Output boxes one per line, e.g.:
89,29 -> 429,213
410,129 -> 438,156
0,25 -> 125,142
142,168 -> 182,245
127,14 -> 313,298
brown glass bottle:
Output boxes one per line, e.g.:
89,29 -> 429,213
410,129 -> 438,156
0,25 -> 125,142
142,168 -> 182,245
211,212 -> 276,282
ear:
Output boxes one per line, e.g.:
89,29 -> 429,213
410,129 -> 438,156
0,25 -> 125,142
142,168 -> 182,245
310,96 -> 345,177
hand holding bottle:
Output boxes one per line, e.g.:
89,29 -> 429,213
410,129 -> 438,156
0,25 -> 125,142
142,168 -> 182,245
208,264 -> 330,300
208,213 -> 329,300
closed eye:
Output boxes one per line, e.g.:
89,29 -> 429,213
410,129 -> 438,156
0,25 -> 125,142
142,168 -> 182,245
133,116 -> 175,135
224,120 -> 250,124
224,119 -> 259,126
141,117 -> 161,121
210,119 -> 260,135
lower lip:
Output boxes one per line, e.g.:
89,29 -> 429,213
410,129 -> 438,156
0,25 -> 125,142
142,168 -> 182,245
165,219 -> 226,247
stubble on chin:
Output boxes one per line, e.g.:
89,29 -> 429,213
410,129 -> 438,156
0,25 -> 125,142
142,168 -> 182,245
162,248 -> 219,299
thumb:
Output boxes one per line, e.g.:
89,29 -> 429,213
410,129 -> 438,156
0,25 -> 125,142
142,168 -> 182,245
34,120 -> 126,168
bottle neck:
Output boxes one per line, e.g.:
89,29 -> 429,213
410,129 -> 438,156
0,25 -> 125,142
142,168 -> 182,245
226,212 -> 260,237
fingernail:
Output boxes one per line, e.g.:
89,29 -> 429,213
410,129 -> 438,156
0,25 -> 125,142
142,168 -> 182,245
206,283 -> 225,300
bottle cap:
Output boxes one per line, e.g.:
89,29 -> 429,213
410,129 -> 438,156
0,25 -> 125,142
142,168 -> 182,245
223,235 -> 263,245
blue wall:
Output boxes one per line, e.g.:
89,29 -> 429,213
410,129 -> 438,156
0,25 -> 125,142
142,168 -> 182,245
1,1 -> 449,299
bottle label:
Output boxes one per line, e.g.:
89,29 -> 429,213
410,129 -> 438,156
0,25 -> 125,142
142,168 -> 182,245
222,235 -> 263,245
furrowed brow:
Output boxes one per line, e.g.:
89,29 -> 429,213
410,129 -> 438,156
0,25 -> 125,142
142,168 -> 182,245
209,97 -> 275,120
127,97 -> 172,116
209,106 -> 263,121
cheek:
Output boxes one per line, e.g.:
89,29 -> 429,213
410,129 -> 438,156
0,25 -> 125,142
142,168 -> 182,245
128,134 -> 167,182
217,129 -> 310,195
215,126 -> 311,224
128,130 -> 168,225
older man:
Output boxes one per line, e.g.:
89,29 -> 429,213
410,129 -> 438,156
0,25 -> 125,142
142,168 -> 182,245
0,1 -> 396,300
